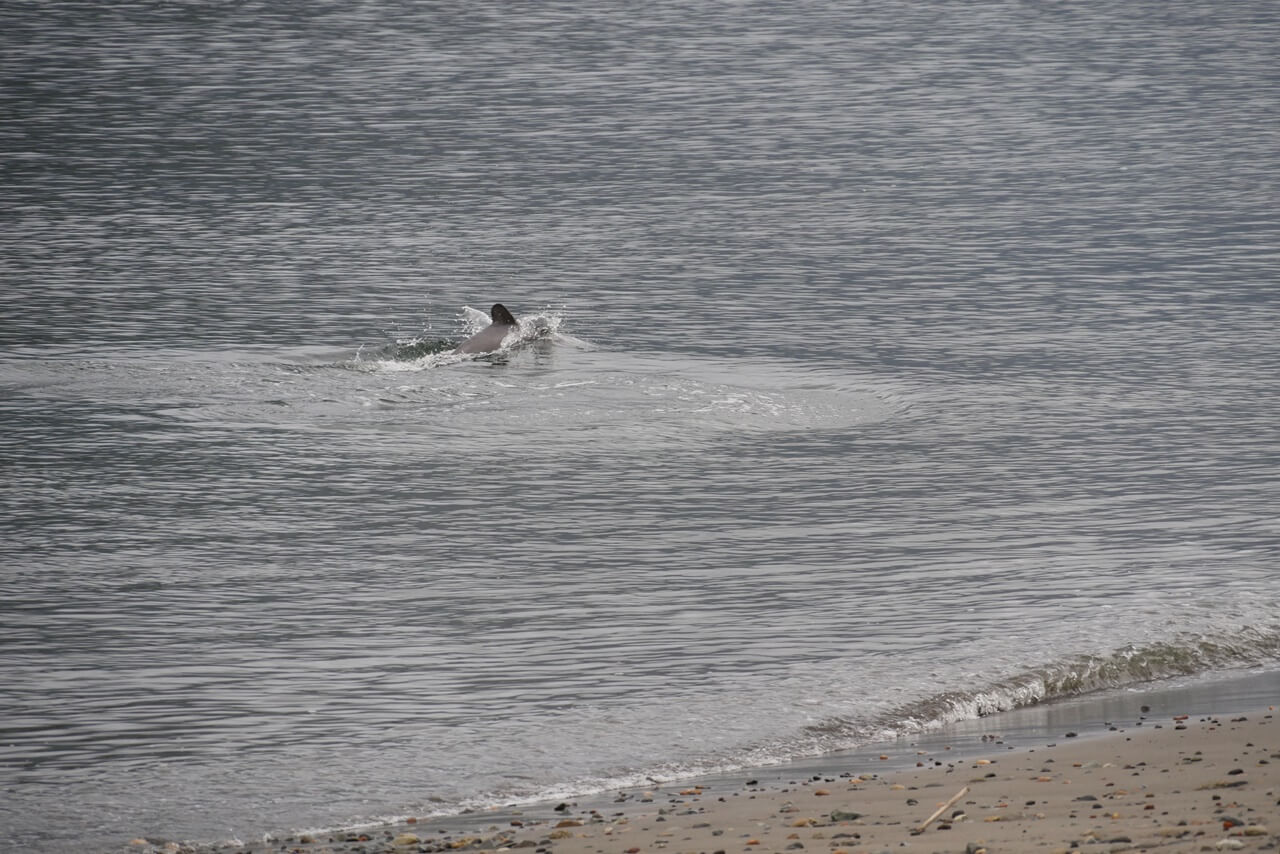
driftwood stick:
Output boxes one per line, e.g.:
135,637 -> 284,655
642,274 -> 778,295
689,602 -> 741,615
913,785 -> 969,834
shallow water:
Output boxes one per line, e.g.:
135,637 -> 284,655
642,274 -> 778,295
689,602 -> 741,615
2,1 -> 1278,851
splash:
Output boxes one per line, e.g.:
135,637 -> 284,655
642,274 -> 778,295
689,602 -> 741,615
351,307 -> 568,372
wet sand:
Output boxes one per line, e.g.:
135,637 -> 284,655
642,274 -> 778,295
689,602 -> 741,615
160,701 -> 1278,854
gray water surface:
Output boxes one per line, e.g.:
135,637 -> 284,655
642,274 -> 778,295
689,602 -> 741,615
2,1 -> 1278,851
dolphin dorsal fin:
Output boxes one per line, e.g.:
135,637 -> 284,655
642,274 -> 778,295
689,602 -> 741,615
490,303 -> 517,325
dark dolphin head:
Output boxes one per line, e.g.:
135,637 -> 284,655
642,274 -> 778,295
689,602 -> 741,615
490,303 -> 517,326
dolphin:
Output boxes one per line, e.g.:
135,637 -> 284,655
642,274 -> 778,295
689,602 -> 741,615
455,303 -> 519,354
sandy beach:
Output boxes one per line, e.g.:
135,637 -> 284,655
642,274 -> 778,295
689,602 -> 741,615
161,700 -> 1278,854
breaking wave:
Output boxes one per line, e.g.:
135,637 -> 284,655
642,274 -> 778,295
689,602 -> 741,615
805,625 -> 1280,750
182,627 -> 1280,853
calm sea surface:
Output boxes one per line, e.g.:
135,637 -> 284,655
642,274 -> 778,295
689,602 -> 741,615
2,1 -> 1278,850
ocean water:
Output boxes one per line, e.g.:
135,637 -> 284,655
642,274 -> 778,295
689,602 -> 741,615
2,1 -> 1278,851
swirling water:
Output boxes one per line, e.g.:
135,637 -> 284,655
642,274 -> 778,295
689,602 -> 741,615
2,1 -> 1278,850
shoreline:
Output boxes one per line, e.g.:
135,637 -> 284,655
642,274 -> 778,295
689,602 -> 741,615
147,669 -> 1279,854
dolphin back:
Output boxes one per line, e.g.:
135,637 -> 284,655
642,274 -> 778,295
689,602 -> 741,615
455,303 -> 519,354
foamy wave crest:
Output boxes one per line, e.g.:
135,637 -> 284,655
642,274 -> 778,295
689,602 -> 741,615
855,625 -> 1280,742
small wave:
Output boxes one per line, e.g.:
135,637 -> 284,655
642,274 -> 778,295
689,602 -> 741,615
176,625 -> 1279,853
808,625 -> 1280,748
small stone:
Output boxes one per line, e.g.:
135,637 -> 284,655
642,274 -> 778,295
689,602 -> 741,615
393,833 -> 422,846
555,819 -> 583,828
1199,779 -> 1248,790
1215,840 -> 1244,850
448,836 -> 482,849
829,810 -> 862,821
